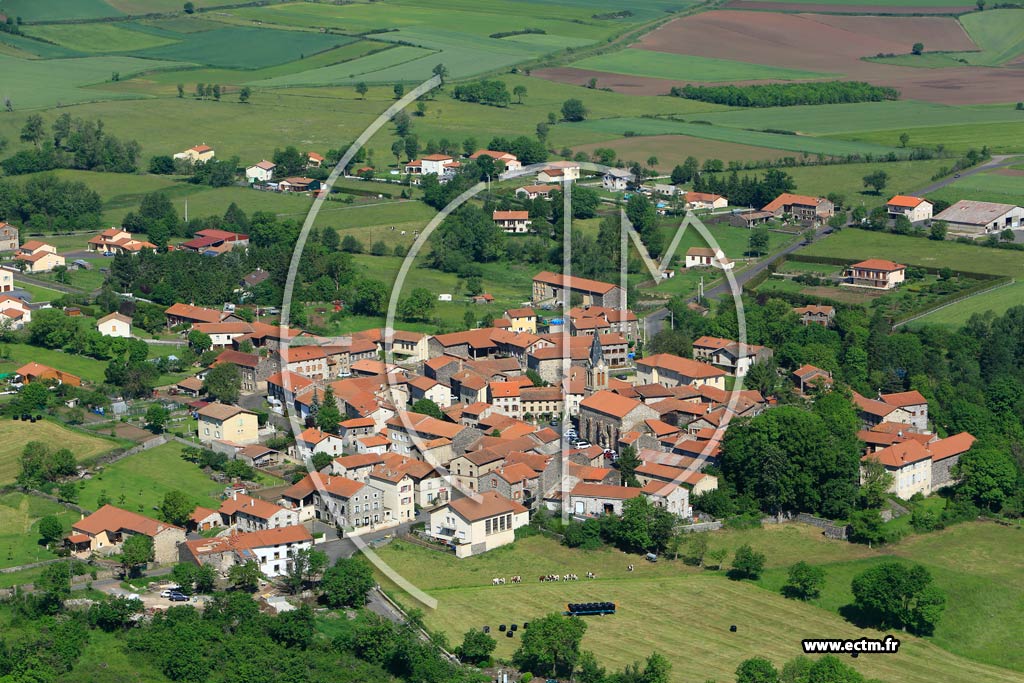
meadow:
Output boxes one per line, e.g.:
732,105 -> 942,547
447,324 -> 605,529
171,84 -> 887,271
572,50 -> 832,82
728,0 -> 977,5
836,121 -> 1024,154
0,0 -> 122,21
0,344 -> 109,384
0,492 -> 79,568
908,278 -> 1024,328
22,23 -> 178,53
374,525 -> 1024,683
0,419 -> 120,486
573,134 -> 794,169
802,229 -> 1024,277
926,169 -> 1024,206
75,440 -> 225,514
957,10 -> 1024,65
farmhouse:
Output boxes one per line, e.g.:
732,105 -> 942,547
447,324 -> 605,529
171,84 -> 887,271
197,403 -> 259,445
86,228 -> 156,255
793,304 -> 835,327
182,525 -> 313,578
493,210 -> 532,233
886,195 -> 933,222
537,162 -> 580,183
173,144 -> 215,163
15,241 -> 64,273
515,184 -> 559,200
181,228 -> 249,256
97,312 -> 132,338
685,247 -> 733,270
845,259 -> 905,290
68,504 -> 185,563
469,149 -> 521,172
165,303 -> 232,327
684,192 -> 727,210
245,160 -> 275,183
427,491 -> 528,558
532,271 -> 625,309
0,223 -> 18,251
602,168 -> 633,191
792,364 -> 832,393
762,193 -> 834,223
307,151 -> 325,168
862,440 -> 932,499
933,200 -> 1024,235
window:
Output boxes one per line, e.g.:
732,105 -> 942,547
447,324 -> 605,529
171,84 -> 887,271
485,519 -> 491,534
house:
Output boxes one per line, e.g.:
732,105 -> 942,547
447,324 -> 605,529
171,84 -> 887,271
504,307 -> 537,334
0,295 -> 30,328
15,362 -> 81,387
0,268 -> 11,293
296,427 -> 345,459
469,149 -> 521,172
86,228 -> 156,255
406,154 -> 460,176
173,144 -> 215,163
15,241 -> 63,273
933,200 -> 1024,235
650,183 -> 677,197
448,448 -> 506,492
634,461 -> 717,497
192,322 -> 253,348
181,228 -> 249,256
165,303 -> 230,327
791,364 -> 832,393
426,491 -> 528,558
684,192 -> 727,211
692,336 -> 773,377
602,168 -> 633,191
886,195 -> 932,222
182,525 -> 313,578
685,247 -> 733,270
845,259 -> 905,290
276,346 -> 329,380
97,312 -> 132,337
245,160 -> 276,183
852,391 -> 914,429
479,462 -> 540,504
929,432 -> 975,489
862,440 -> 932,499
0,223 -> 18,251
532,271 -> 625,309
218,491 -> 298,532
307,151 -> 325,168
515,184 -> 559,200
188,506 -> 221,533
367,465 -> 416,523
67,504 -> 185,563
197,403 -> 259,445
568,483 -> 642,516
387,411 -> 473,464
294,472 -> 403,533
407,375 -> 452,409
635,353 -> 726,390
578,390 -> 660,449
210,349 -> 266,393
793,304 -> 834,327
879,390 -> 929,433
278,177 -> 321,193
493,210 -> 531,233
537,162 -> 580,183
762,193 -> 834,223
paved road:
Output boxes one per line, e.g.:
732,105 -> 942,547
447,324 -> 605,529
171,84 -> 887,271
914,154 -> 1020,196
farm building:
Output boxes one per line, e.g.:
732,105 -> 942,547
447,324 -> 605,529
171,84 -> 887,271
684,192 -> 727,210
886,195 -> 932,223
933,200 -> 1024,235
729,210 -> 773,228
278,177 -> 321,193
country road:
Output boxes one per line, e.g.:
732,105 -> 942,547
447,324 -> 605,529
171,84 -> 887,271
914,154 -> 1020,195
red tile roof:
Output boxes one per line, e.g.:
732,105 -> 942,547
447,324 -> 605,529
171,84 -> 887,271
73,504 -> 182,537
580,390 -> 643,419
851,259 -> 905,272
570,483 -> 643,500
887,195 -> 927,208
863,439 -> 931,467
448,491 -> 527,522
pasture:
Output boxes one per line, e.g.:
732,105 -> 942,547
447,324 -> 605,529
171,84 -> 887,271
725,0 -> 972,5
0,419 -> 119,486
838,121 -> 1024,154
374,526 -> 1024,683
958,9 -> 1024,65
0,0 -> 121,21
22,23 -> 178,53
926,169 -> 1024,206
76,441 -> 224,514
802,229 -> 1024,277
908,278 -> 1024,328
0,492 -> 78,568
573,51 -> 831,82
573,135 -> 795,168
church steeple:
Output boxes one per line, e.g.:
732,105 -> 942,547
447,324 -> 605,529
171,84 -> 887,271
586,333 -> 607,392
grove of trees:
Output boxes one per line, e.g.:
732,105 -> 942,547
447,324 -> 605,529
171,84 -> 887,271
670,81 -> 899,107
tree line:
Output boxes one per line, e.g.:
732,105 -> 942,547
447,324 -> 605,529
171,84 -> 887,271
669,81 -> 899,107
2,113 -> 140,175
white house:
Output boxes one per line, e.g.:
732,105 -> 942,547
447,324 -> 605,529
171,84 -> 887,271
173,145 -> 215,163
246,160 -> 276,183
183,525 -> 313,578
684,192 -> 728,210
427,491 -> 529,558
0,295 -> 31,328
685,247 -> 733,270
493,210 -> 532,233
97,312 -> 132,338
886,195 -> 932,223
406,154 -> 460,176
469,149 -> 521,173
296,427 -> 345,459
602,168 -> 633,191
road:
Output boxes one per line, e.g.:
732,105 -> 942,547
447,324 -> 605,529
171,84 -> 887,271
913,154 -> 1019,196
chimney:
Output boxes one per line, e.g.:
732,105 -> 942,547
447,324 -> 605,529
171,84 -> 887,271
232,491 -> 237,501
327,476 -> 331,485
251,498 -> 256,508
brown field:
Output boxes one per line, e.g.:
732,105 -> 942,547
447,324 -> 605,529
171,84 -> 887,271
574,134 -> 796,168
724,1 -> 973,14
994,168 -> 1024,176
802,286 -> 884,303
540,11 -> 1015,105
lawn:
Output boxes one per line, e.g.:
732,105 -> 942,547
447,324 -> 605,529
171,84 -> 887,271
13,281 -> 65,303
0,492 -> 79,568
802,229 -> 1024,278
76,441 -> 225,515
0,419 -> 120,486
908,278 -> 1024,328
573,50 -> 832,82
22,23 -> 179,53
0,344 -> 108,383
374,527 -> 1024,683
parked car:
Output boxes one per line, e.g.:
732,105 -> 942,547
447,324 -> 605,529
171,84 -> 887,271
168,593 -> 189,602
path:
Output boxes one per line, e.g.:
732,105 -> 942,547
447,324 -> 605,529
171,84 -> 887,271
914,154 -> 1020,195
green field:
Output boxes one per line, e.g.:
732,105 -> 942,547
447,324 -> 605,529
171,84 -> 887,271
573,50 -> 832,82
575,117 -> 905,158
802,229 -> 1024,277
0,419 -> 119,485
0,0 -> 122,21
926,169 -> 1024,206
0,344 -> 108,384
76,441 -> 224,514
837,121 -> 1024,154
908,278 -> 1024,327
13,281 -> 65,303
250,45 -> 436,87
375,526 -> 1024,683
958,10 -> 1024,65
22,23 -> 178,53
756,159 -> 952,208
729,0 -> 976,5
0,492 -> 78,568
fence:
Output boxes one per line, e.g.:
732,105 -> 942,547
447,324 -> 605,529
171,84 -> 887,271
892,277 -> 1014,328
677,521 -> 723,533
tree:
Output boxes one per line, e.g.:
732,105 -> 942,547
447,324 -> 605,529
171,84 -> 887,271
121,534 -> 153,577
783,561 -> 825,600
561,98 -> 587,122
730,544 -> 766,580
58,481 -> 78,504
89,596 -> 143,631
851,561 -> 945,634
184,1 -> 195,13
736,657 -> 779,683
352,278 -> 388,316
393,83 -> 405,99
202,362 -> 241,404
39,515 -> 64,547
316,385 -> 343,433
977,0 -> 985,9
160,490 -> 194,526
862,170 -> 889,195
187,329 -> 212,353
272,145 -> 306,177
432,63 -> 449,84
238,86 -> 251,103
848,508 -> 886,546
38,561 -> 71,604
20,114 -> 45,148
512,613 -> 587,678
282,548 -> 327,595
319,557 -> 375,607
911,43 -> 923,56
194,564 -> 216,593
411,398 -> 444,419
929,220 -> 947,241
398,287 -> 435,322
145,404 -> 170,434
355,82 -> 368,99
228,559 -> 263,592
391,139 -> 405,164
858,458 -> 893,509
617,445 -> 641,486
748,226 -> 770,255
513,84 -> 527,104
626,192 -> 657,236
177,83 -> 184,98
456,628 -> 496,665
955,447 -> 1018,512
212,84 -> 221,101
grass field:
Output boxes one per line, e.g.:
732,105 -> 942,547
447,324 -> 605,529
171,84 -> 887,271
22,23 -> 178,53
802,229 -> 1024,277
13,281 -> 65,303
0,492 -> 78,568
0,344 -> 108,383
76,441 -> 224,514
958,10 -> 1024,65
575,118 -> 905,158
0,0 -> 122,21
374,525 -> 1024,682
926,169 -> 1024,206
836,121 -> 1024,154
729,0 -> 975,5
250,45 -> 436,87
0,419 -> 119,485
573,50 -> 832,82
908,278 -> 1024,327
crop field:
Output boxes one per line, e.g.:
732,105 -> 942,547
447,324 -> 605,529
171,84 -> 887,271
573,117 -> 904,157
0,0 -> 121,21
0,492 -> 78,568
838,121 -> 1024,154
574,135 -> 795,169
22,23 -> 178,53
0,31 -> 86,58
375,528 -> 1024,683
251,45 -> 436,87
957,10 -> 1024,65
573,50 -> 832,82
726,0 -> 972,5
802,229 -> 1024,277
0,419 -> 119,486
76,441 -> 224,514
